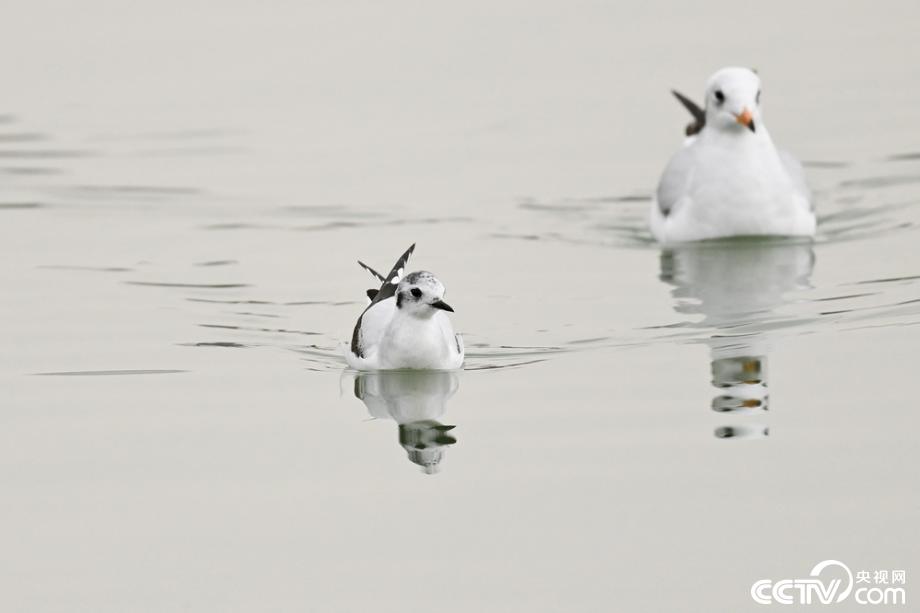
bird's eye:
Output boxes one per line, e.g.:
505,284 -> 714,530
756,90 -> 761,104
410,287 -> 422,299
714,90 -> 725,104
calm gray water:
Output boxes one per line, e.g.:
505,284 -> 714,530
2,2 -> 919,611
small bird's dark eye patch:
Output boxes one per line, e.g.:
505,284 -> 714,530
714,90 -> 725,104
410,287 -> 423,298
756,90 -> 761,104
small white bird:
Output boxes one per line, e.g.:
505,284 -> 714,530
650,67 -> 816,244
344,244 -> 464,371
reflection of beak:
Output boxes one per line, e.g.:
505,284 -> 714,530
735,107 -> 756,132
431,300 -> 454,312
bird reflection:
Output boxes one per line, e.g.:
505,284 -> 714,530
658,239 -> 815,438
351,370 -> 459,474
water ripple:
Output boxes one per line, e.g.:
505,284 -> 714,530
34,369 -> 186,376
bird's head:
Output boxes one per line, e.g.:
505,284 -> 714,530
396,271 -> 453,318
704,67 -> 763,134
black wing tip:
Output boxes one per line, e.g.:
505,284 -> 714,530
361,243 -> 419,308
671,89 -> 706,136
394,243 -> 416,270
671,90 -> 704,117
357,260 -> 386,282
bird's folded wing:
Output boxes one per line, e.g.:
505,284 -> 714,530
351,244 -> 415,357
656,147 -> 695,217
350,297 -> 397,359
434,314 -> 464,367
779,149 -> 812,208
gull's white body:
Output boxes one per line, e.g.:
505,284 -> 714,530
651,68 -> 815,244
345,300 -> 464,371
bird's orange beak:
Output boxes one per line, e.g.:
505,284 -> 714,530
735,107 -> 756,132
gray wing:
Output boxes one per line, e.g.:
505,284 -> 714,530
779,149 -> 812,209
656,146 -> 696,217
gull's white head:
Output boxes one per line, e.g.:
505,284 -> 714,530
396,271 -> 453,318
704,67 -> 762,134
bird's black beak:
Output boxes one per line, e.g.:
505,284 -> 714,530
431,300 -> 454,312
747,119 -> 756,133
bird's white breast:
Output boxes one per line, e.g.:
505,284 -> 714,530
377,311 -> 461,370
653,131 -> 814,243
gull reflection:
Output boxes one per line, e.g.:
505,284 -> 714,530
659,239 -> 815,438
350,370 -> 459,474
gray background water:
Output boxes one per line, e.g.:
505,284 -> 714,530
2,1 -> 918,611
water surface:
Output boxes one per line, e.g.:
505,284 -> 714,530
2,2 -> 919,611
